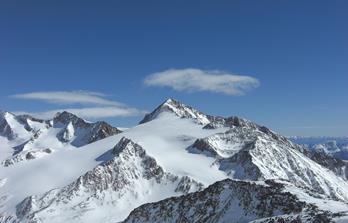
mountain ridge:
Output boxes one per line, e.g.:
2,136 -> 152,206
0,110 -> 122,166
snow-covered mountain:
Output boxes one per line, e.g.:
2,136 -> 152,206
289,136 -> 348,160
188,122 -> 348,201
0,111 -> 121,166
53,111 -> 122,146
1,99 -> 348,223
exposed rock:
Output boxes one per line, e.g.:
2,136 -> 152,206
122,179 -> 334,223
301,148 -> 348,181
2,148 -> 53,166
54,111 -> 122,146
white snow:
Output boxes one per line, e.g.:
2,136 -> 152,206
282,180 -> 348,217
26,119 -> 47,132
0,112 -> 228,218
0,137 -> 13,161
1,112 -> 31,142
61,121 -> 75,142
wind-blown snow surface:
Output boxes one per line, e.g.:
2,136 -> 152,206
1,99 -> 348,222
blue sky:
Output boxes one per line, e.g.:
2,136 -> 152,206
0,0 -> 347,136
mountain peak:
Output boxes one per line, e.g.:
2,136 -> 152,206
0,111 -> 15,139
0,110 -> 15,119
139,98 -> 211,125
163,97 -> 175,103
112,137 -> 141,155
53,111 -> 90,128
54,111 -> 79,121
160,98 -> 182,107
139,98 -> 266,131
0,111 -> 34,140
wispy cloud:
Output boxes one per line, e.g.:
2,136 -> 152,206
11,91 -> 122,106
14,107 -> 145,120
11,90 -> 145,120
144,68 -> 260,95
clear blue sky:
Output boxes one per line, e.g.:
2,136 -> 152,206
1,0 -> 347,136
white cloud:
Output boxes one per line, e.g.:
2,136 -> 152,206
11,90 -> 145,120
14,106 -> 145,120
11,91 -> 122,106
144,68 -> 260,95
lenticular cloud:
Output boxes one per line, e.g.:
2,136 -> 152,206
144,68 -> 259,95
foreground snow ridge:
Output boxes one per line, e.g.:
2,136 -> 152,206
1,98 -> 348,222
122,179 -> 334,223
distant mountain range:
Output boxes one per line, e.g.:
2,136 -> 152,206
1,99 -> 348,223
289,136 -> 348,160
